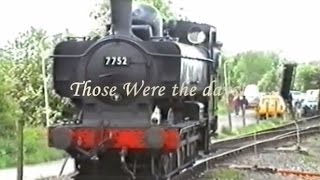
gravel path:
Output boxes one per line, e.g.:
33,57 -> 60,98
202,134 -> 320,180
0,159 -> 75,180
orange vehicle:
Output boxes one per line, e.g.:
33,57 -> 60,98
256,93 -> 286,120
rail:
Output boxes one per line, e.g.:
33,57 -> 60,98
215,164 -> 320,180
170,125 -> 320,180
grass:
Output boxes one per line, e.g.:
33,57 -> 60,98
0,127 -> 66,169
236,118 -> 285,134
217,101 -> 228,115
208,168 -> 246,180
218,126 -> 237,139
217,118 -> 289,139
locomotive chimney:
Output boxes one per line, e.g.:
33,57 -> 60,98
110,0 -> 132,35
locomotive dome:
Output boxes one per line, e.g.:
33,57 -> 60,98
131,3 -> 163,36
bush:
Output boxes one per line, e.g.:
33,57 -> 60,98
1,27 -> 72,126
0,27 -> 69,168
23,127 -> 66,165
0,61 -> 22,136
217,101 -> 228,115
0,127 -> 66,169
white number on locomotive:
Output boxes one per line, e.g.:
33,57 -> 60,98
105,56 -> 128,66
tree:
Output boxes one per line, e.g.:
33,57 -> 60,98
89,0 -> 111,37
138,0 -> 175,20
0,27 -> 72,126
228,51 -> 281,89
294,64 -> 320,91
257,66 -> 281,92
0,61 -> 22,136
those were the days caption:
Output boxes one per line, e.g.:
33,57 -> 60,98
70,80 -> 240,97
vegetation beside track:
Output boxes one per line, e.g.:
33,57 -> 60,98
217,118 -> 290,139
0,127 -> 66,169
206,168 -> 245,180
208,134 -> 320,180
217,102 -> 228,115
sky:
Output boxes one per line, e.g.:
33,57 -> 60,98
0,0 -> 319,62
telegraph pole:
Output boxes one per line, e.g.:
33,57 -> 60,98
17,118 -> 24,180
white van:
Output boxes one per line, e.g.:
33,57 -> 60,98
306,89 -> 319,101
244,84 -> 260,108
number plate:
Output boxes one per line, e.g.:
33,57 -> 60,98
104,56 -> 129,66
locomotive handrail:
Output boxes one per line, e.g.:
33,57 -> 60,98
179,122 -> 200,134
50,36 -> 215,63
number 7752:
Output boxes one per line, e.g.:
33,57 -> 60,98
105,56 -> 128,66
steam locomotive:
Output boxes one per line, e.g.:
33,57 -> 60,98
48,0 -> 222,179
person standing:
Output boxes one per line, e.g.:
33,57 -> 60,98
233,95 -> 241,115
240,95 -> 249,115
228,92 -> 234,111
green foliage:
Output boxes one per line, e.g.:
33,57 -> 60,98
0,61 -> 22,135
23,128 -> 66,164
216,51 -> 285,116
0,27 -> 70,168
221,50 -> 320,93
89,0 -> 111,37
228,51 -> 281,89
0,127 -> 65,168
257,65 -> 281,92
217,118 -> 288,139
294,64 -> 320,91
136,0 -> 175,20
217,101 -> 227,115
0,27 -> 72,126
208,168 -> 245,180
235,118 -> 284,135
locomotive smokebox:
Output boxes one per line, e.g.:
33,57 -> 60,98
110,0 -> 133,35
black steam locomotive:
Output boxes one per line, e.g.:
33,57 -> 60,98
48,0 -> 222,179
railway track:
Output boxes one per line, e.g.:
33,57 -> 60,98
39,115 -> 320,180
209,115 -> 320,153
247,114 -> 320,134
170,127 -> 320,180
210,164 -> 320,180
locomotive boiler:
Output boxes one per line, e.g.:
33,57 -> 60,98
48,0 -> 222,179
